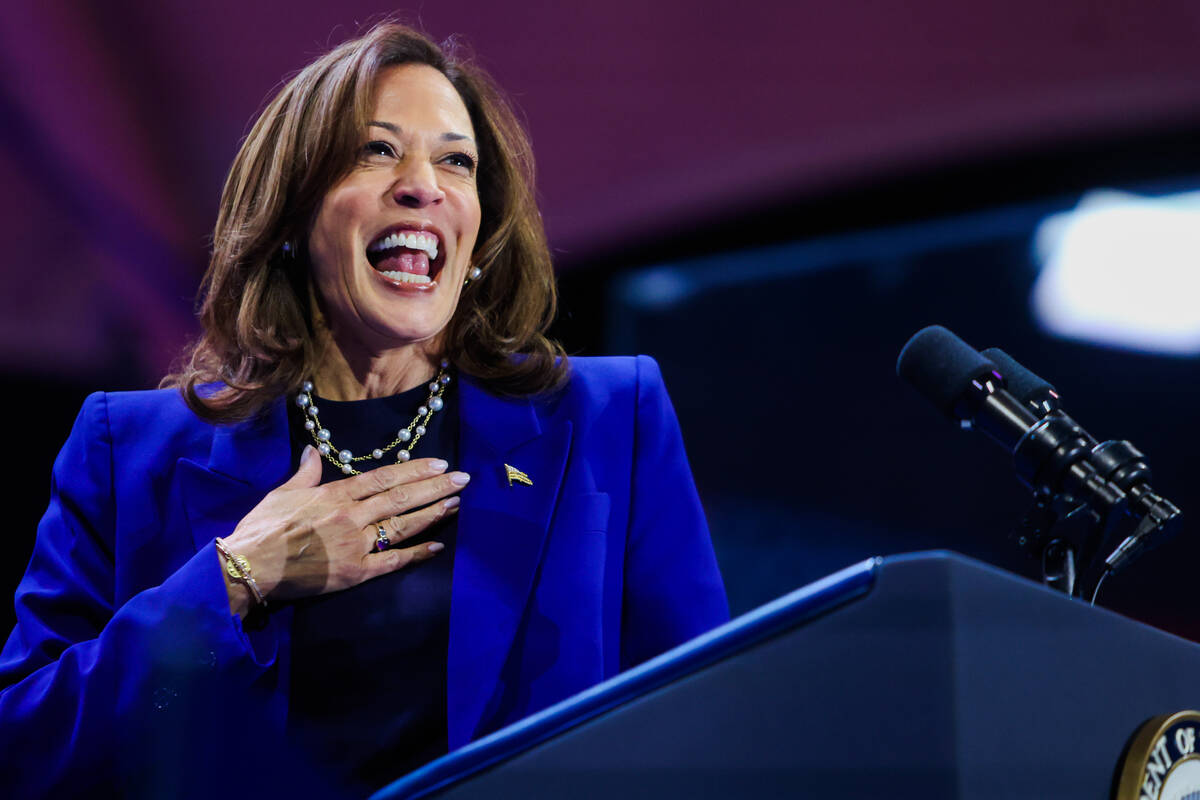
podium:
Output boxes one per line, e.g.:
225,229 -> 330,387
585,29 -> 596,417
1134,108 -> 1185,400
373,552 -> 1200,799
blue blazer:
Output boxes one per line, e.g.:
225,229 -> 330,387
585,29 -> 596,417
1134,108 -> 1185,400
0,356 -> 727,797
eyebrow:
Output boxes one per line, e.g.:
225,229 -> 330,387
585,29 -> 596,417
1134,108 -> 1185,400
368,120 -> 476,146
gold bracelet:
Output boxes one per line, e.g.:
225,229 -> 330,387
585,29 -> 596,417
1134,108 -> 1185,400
214,537 -> 266,609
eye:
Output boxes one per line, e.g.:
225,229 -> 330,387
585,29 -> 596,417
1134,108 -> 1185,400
362,140 -> 396,159
441,152 -> 477,173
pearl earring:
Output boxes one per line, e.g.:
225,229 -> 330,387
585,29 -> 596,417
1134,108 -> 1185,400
464,266 -> 482,286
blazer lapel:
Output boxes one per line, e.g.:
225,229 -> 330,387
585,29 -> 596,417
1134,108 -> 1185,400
178,399 -> 293,552
448,375 -> 573,747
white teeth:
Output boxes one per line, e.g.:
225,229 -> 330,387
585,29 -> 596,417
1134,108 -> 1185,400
380,270 -> 433,284
368,230 -> 441,261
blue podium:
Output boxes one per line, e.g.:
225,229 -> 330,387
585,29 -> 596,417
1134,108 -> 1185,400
373,552 -> 1200,799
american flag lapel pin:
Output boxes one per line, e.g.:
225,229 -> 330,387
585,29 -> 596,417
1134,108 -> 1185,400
504,463 -> 533,487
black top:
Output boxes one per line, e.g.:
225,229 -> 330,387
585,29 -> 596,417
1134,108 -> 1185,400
285,378 -> 459,793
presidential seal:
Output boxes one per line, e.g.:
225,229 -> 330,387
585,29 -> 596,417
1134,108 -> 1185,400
1116,711 -> 1200,800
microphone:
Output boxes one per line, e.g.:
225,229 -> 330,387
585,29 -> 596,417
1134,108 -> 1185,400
979,347 -> 1181,573
979,347 -> 1063,417
897,326 -> 1124,511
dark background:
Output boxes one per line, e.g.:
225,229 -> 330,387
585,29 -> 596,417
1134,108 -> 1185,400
4,0 -> 1200,640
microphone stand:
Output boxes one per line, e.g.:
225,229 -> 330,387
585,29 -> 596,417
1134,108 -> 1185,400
958,382 -> 1149,602
1017,487 -> 1132,602
898,329 -> 1183,603
1012,436 -> 1181,602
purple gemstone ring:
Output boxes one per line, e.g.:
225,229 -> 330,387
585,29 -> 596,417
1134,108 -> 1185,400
374,526 -> 391,552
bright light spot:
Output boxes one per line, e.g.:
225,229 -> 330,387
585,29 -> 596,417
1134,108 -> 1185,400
1033,189 -> 1200,355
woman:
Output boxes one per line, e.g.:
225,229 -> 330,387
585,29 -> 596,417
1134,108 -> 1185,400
0,22 -> 727,798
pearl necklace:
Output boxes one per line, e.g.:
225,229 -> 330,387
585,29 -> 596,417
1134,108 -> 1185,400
295,361 -> 450,475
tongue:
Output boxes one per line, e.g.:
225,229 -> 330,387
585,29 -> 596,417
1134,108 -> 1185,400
375,250 -> 430,276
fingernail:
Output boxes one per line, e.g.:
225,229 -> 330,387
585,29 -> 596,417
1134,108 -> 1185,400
449,472 -> 471,487
428,542 -> 445,553
301,445 -> 317,465
429,459 -> 449,473
443,496 -> 461,509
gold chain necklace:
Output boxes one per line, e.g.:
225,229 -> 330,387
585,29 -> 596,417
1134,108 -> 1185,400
295,361 -> 450,475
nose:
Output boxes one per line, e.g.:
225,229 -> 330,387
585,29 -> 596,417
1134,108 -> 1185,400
389,159 -> 445,209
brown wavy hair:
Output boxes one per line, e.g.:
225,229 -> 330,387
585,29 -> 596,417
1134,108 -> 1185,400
163,22 -> 567,423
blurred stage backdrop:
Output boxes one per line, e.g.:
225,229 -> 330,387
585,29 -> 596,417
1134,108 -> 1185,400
5,0 -> 1200,638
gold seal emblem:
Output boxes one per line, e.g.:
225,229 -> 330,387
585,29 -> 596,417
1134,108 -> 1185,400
1115,710 -> 1200,800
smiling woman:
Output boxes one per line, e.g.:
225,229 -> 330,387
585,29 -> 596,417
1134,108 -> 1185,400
0,22 -> 728,799
306,64 -> 483,387
176,25 -> 565,419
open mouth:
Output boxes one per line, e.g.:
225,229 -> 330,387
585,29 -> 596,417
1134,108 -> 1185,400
365,227 -> 445,286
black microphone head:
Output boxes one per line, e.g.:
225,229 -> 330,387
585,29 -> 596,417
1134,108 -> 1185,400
980,347 -> 1059,413
897,325 -> 999,418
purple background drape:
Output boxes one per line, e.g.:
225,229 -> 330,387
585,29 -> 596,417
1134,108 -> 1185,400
5,0 -> 1200,380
